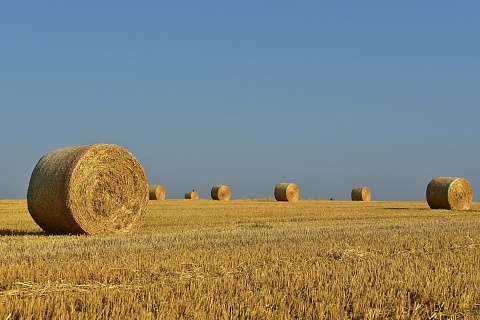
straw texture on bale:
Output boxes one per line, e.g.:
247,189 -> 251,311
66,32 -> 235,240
27,144 -> 149,235
274,183 -> 299,202
211,185 -> 231,201
426,176 -> 472,210
351,186 -> 371,201
149,185 -> 166,200
185,191 -> 199,200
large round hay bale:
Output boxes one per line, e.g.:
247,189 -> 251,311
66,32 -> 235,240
185,190 -> 199,200
351,186 -> 371,201
27,144 -> 149,235
149,185 -> 166,200
211,185 -> 231,201
426,176 -> 472,210
274,183 -> 299,202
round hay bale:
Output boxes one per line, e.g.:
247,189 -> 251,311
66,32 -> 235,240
185,190 -> 199,200
426,176 -> 472,210
27,144 -> 149,235
351,186 -> 371,201
211,185 -> 231,201
149,185 -> 166,200
274,183 -> 299,202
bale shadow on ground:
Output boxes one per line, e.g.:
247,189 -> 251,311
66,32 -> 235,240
0,229 -> 46,236
384,207 -> 430,210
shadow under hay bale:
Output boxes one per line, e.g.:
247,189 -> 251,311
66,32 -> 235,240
426,176 -> 472,210
27,144 -> 149,235
274,183 -> 299,202
211,185 -> 231,201
149,185 -> 166,200
351,186 -> 371,201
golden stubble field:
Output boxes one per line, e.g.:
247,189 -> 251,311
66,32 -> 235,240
1,199 -> 479,319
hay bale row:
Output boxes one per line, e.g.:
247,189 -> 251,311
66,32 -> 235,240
211,185 -> 231,201
426,176 -> 472,210
348,177 -> 473,210
24,143 -> 477,237
351,186 -> 371,201
139,177 -> 475,211
27,144 -> 149,235
149,185 -> 166,200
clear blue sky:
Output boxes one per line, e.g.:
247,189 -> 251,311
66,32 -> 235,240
1,2 -> 479,201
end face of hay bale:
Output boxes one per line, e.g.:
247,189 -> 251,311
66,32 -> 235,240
274,183 -> 299,202
351,186 -> 371,201
211,185 -> 231,201
149,185 -> 166,200
185,191 -> 199,200
27,144 -> 149,235
426,176 -> 472,210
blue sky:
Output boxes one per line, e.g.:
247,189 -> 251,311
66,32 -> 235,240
1,2 -> 479,200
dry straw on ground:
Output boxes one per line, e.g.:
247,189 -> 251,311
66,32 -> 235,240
274,183 -> 299,202
27,144 -> 149,235
351,186 -> 371,201
185,190 -> 199,200
211,185 -> 231,201
149,185 -> 166,200
426,176 -> 473,210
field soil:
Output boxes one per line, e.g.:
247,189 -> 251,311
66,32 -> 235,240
1,199 -> 479,319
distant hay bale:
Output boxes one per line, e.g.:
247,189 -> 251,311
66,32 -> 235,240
27,144 -> 149,235
351,186 -> 371,201
149,185 -> 166,200
426,176 -> 472,210
274,183 -> 299,202
185,190 -> 199,200
211,185 -> 231,201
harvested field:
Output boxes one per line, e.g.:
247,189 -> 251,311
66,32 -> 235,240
1,199 -> 480,319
